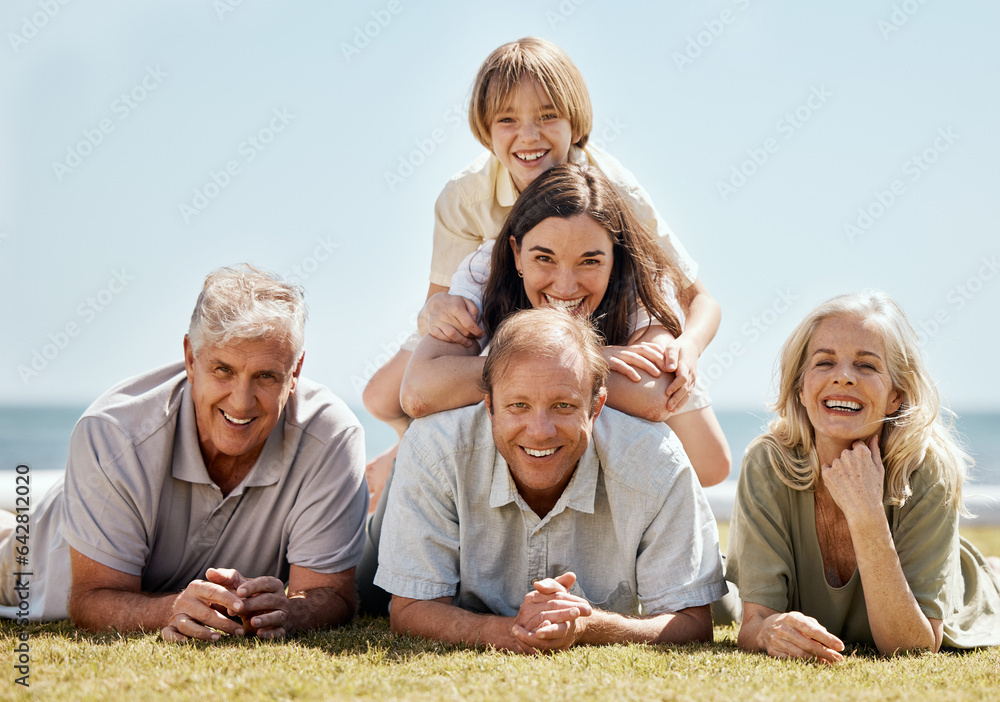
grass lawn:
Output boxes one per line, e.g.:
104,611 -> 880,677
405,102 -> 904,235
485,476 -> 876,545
3,525 -> 998,701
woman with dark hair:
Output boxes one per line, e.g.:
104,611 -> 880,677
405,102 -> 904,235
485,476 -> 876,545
400,163 -> 730,487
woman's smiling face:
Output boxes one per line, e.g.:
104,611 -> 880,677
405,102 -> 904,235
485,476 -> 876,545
798,315 -> 903,459
511,213 -> 614,317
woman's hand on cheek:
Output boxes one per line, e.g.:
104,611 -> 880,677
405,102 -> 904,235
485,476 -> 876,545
822,435 -> 886,522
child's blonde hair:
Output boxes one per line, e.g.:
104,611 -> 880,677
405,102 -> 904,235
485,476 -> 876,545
469,37 -> 592,151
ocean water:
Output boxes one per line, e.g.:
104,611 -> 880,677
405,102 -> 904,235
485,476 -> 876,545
2,404 -> 998,485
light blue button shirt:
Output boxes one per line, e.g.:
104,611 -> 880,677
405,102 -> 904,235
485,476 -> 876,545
375,404 -> 726,617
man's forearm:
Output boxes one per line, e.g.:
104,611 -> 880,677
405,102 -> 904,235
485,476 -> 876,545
390,597 -> 520,651
578,605 -> 713,646
286,586 -> 356,634
69,587 -> 178,633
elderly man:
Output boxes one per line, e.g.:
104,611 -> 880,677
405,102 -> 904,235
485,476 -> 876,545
374,307 -> 726,652
0,265 -> 367,640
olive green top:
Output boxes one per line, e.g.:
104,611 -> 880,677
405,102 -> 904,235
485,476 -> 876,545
727,442 -> 1000,648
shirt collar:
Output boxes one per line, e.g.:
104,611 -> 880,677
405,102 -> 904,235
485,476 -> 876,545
488,436 -> 600,519
494,160 -> 519,208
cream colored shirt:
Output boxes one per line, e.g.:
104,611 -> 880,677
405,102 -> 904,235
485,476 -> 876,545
430,144 -> 699,288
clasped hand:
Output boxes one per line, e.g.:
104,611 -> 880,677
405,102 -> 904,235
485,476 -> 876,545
421,292 -> 483,346
511,572 -> 593,654
605,335 -> 698,414
161,567 -> 291,642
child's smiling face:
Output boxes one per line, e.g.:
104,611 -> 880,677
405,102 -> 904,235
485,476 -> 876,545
489,78 -> 579,193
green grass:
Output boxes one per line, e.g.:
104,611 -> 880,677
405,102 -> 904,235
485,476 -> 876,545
3,525 -> 998,701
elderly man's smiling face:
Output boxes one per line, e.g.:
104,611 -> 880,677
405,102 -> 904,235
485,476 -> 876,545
183,335 -> 302,468
485,347 -> 604,516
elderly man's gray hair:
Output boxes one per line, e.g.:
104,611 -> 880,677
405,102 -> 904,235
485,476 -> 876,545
188,264 -> 307,357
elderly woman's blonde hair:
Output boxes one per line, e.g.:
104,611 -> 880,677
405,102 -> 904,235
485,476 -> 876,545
753,290 -> 970,510
188,264 -> 307,358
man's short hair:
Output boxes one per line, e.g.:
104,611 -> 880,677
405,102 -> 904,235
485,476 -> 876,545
480,307 -> 608,412
187,264 -> 307,357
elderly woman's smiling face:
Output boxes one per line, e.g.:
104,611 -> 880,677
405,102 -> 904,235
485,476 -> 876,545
798,315 -> 903,459
510,213 -> 614,318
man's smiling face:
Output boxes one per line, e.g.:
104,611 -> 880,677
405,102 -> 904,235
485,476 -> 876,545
485,348 -> 603,516
184,335 -> 302,467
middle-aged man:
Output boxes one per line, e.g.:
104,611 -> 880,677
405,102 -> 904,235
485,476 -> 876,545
374,307 -> 726,653
0,265 -> 368,641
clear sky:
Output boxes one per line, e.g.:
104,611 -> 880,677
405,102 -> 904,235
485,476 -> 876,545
2,0 -> 998,417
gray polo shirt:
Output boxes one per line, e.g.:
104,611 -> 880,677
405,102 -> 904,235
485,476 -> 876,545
375,404 -> 725,616
61,362 -> 367,593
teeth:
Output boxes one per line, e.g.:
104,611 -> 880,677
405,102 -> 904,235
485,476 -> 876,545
517,150 -> 546,162
222,410 -> 252,425
824,400 -> 862,412
544,294 -> 583,309
524,447 -> 556,457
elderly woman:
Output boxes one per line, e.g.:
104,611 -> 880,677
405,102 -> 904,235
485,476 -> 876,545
399,163 -> 730,487
727,292 -> 1000,662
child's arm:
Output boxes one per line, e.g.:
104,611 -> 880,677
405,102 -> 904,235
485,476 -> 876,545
661,278 -> 721,414
584,145 -> 719,410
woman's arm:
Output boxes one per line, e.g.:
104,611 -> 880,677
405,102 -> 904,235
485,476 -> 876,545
824,436 -> 944,655
399,335 -> 486,418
